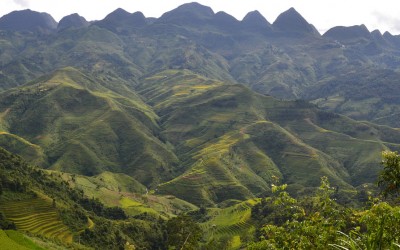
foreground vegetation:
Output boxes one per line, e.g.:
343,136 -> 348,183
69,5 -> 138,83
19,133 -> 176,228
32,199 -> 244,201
0,147 -> 178,249
2,4 -> 400,249
2,143 -> 400,249
248,176 -> 400,249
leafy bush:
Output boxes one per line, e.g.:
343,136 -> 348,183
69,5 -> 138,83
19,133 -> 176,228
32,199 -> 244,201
165,215 -> 202,250
378,151 -> 400,198
0,212 -> 15,230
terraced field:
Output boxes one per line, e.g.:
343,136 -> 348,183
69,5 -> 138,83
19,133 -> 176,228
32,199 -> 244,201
0,197 -> 73,243
201,199 -> 258,249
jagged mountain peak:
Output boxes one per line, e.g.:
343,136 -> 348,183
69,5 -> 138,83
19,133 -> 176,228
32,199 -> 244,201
158,2 -> 214,25
128,11 -> 147,26
243,10 -> 270,25
382,31 -> 400,48
383,31 -> 393,37
171,2 -> 214,16
95,8 -> 146,31
102,8 -> 146,24
371,29 -> 382,36
57,13 -> 88,31
370,29 -> 391,47
212,11 -> 240,31
0,9 -> 57,32
272,7 -> 319,35
214,11 -> 239,24
371,29 -> 384,40
242,10 -> 272,32
323,24 -> 371,40
103,8 -> 132,21
215,11 -> 238,21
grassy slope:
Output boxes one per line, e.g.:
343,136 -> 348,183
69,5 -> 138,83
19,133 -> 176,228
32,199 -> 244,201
0,229 -> 31,250
56,170 -> 197,218
137,70 -> 400,205
0,67 -> 178,187
0,67 -> 399,206
306,68 -> 400,127
0,132 -> 45,166
2,230 -> 70,250
1,147 -> 192,249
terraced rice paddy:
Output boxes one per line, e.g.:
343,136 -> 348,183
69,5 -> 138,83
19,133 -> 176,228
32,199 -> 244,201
200,200 -> 257,249
0,197 -> 73,243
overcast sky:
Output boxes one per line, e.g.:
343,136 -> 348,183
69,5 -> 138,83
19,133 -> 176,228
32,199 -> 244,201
1,0 -> 400,34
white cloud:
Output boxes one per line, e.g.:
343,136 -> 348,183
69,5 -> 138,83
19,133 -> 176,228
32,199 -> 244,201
372,11 -> 400,34
13,0 -> 30,7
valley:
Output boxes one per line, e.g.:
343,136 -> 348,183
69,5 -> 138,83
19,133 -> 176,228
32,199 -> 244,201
1,2 -> 400,249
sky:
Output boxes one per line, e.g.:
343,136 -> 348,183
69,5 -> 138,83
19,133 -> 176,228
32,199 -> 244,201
1,0 -> 400,34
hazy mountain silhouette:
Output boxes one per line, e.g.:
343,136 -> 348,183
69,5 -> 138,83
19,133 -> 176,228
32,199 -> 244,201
272,7 -> 320,35
242,10 -> 272,32
57,13 -> 89,31
0,9 -> 57,32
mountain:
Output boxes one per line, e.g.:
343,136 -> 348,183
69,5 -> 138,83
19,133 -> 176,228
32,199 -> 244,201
57,13 -> 89,31
0,67 -> 178,187
383,31 -> 400,48
0,2 -> 400,205
0,9 -> 57,32
3,3 -> 400,249
241,10 -> 272,32
158,2 -> 214,26
1,67 -> 399,206
305,68 -> 400,127
94,8 -> 147,33
323,24 -> 371,41
213,11 -> 240,32
0,147 -> 179,249
370,29 -> 389,47
136,70 -> 400,204
272,7 -> 320,35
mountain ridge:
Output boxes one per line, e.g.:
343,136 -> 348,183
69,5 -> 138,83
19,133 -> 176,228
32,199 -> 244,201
2,4 -> 400,129
57,13 -> 89,31
0,3 -> 400,203
3,3 -> 400,249
1,3 -> 400,36
272,7 -> 320,35
0,9 -> 57,32
1,67 -> 397,206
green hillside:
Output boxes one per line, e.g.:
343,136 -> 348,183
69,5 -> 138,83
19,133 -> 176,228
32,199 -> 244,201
56,170 -> 197,218
3,4 -> 400,249
0,197 -> 73,243
0,67 -> 178,188
2,67 -> 400,206
0,229 -> 45,250
2,4 -> 400,130
136,70 -> 400,205
306,68 -> 400,127
199,199 -> 258,249
0,147 -> 187,249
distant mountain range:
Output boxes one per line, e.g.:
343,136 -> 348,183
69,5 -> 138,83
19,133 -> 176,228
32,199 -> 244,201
1,2 -> 400,205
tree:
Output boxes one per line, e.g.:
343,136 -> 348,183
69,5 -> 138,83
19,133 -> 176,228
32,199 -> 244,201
248,177 -> 348,249
378,151 -> 400,198
165,215 -> 202,250
0,212 -> 16,230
